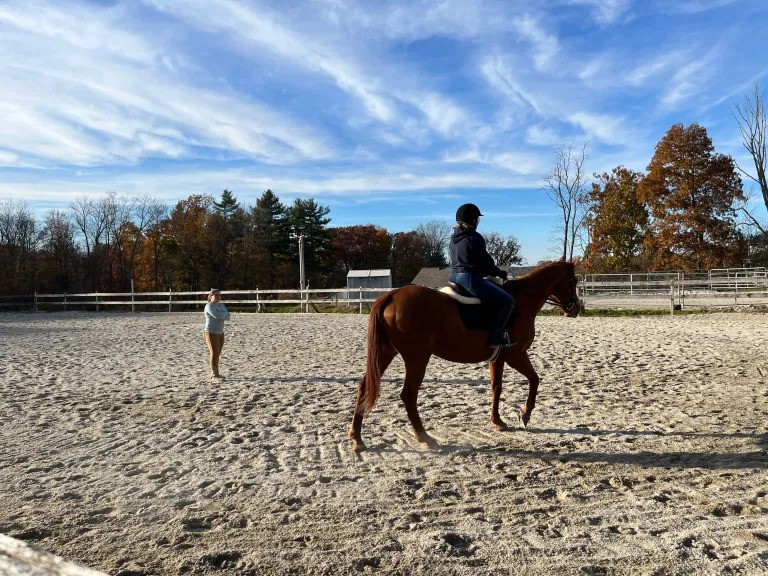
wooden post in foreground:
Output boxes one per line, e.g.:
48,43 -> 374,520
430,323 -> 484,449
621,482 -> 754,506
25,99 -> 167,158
0,533 -> 108,576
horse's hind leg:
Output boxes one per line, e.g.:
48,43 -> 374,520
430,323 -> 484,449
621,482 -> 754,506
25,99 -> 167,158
400,355 -> 437,449
348,346 -> 397,452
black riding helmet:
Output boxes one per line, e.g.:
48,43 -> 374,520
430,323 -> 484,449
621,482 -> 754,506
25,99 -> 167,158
456,203 -> 483,223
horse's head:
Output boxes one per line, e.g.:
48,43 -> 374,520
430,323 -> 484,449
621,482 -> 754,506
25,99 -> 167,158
547,260 -> 581,318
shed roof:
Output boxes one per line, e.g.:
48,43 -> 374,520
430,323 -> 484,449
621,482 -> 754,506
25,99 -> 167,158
347,269 -> 392,278
411,267 -> 451,288
411,266 -> 515,288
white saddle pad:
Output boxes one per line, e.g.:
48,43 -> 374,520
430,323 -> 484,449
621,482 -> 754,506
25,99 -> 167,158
438,286 -> 481,305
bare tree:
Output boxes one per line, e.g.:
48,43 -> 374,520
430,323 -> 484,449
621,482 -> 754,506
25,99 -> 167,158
38,209 -> 78,292
0,199 -> 38,292
415,220 -> 452,267
543,143 -> 590,261
70,196 -> 107,256
123,193 -> 166,288
733,82 -> 768,233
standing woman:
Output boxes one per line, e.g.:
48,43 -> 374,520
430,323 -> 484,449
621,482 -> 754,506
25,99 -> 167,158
449,203 -> 515,347
204,288 -> 230,379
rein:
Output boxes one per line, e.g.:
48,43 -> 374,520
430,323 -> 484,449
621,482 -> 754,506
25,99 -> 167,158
507,268 -> 578,313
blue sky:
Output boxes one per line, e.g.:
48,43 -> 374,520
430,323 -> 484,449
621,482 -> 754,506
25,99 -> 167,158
1,0 -> 766,264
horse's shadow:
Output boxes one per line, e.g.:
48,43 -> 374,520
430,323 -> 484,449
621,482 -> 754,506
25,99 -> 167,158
216,376 -> 767,470
361,427 -> 768,470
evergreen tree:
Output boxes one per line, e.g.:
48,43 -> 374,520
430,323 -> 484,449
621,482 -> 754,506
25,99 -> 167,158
250,190 -> 290,288
213,189 -> 240,217
285,198 -> 332,287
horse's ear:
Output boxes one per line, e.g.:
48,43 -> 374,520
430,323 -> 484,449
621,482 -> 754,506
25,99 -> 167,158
559,256 -> 566,262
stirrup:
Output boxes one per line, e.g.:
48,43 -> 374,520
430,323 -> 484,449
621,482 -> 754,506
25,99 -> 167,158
490,332 -> 515,348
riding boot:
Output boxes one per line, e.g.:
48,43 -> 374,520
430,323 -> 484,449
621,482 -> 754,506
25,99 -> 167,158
489,303 -> 515,347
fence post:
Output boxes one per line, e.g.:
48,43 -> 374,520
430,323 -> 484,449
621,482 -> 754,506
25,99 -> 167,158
34,291 -> 38,312
359,289 -> 363,314
670,284 -> 675,315
64,292 -> 67,312
96,292 -> 99,312
168,288 -> 172,312
131,279 -> 135,313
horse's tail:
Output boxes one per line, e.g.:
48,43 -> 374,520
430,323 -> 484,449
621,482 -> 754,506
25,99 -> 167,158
360,291 -> 393,415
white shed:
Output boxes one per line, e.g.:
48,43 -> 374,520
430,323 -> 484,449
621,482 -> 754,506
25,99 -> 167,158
346,269 -> 392,291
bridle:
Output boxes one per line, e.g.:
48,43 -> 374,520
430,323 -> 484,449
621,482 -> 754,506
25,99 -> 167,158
545,273 -> 579,313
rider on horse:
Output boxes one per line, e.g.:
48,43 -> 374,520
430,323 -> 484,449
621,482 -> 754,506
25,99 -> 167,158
449,203 -> 516,348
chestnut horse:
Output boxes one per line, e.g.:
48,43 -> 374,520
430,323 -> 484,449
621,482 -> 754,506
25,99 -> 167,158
349,260 -> 580,452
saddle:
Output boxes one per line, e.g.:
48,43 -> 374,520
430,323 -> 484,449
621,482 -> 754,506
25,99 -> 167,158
438,275 -> 504,305
437,277 -> 515,333
438,282 -> 482,305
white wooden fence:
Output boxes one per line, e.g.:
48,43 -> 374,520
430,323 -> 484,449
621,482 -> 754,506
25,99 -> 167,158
578,266 -> 768,311
0,288 -> 391,313
2,267 -> 767,313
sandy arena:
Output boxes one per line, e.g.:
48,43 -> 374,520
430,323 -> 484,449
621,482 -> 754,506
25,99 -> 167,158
1,311 -> 767,575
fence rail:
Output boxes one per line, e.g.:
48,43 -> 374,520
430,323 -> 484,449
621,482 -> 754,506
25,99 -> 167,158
578,266 -> 768,312
2,266 -> 768,314
0,288 -> 391,313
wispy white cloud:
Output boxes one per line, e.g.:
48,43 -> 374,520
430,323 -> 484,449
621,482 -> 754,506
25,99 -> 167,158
513,14 -> 560,71
443,147 -> 546,177
0,3 -> 156,64
526,125 -> 563,147
564,0 -> 632,25
568,112 -> 630,145
626,56 -> 675,87
660,48 -> 720,108
147,0 -> 482,141
0,0 -> 765,264
480,55 -> 542,114
146,0 -> 397,122
654,0 -> 739,15
0,3 -> 334,166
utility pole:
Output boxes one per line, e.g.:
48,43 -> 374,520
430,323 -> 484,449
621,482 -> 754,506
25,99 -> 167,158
290,227 -> 306,312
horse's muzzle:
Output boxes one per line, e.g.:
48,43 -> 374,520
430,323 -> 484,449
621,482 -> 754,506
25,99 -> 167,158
564,300 -> 584,318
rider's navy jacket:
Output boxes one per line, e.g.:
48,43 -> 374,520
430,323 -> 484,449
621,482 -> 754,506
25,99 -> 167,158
449,227 -> 505,278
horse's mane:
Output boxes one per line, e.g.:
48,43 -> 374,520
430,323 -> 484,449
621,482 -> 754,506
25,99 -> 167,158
509,260 -> 563,280
505,260 -> 569,292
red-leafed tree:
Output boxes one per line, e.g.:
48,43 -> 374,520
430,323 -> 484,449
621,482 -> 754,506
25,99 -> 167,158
164,194 -> 214,290
391,231 -> 430,284
328,225 -> 392,285
638,123 -> 744,270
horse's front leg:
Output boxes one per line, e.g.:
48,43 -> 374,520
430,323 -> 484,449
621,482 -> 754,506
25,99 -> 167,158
506,352 -> 540,428
489,359 -> 508,430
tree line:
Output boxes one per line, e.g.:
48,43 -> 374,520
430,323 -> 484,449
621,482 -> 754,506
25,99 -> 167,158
0,189 -> 523,295
4,84 -> 766,293
551,84 -> 768,272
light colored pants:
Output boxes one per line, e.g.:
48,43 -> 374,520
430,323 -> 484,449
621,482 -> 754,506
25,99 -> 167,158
204,332 -> 225,376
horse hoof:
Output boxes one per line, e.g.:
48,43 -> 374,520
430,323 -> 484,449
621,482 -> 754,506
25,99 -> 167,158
418,436 -> 439,450
518,411 -> 530,429
351,439 -> 366,452
492,420 -> 508,431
